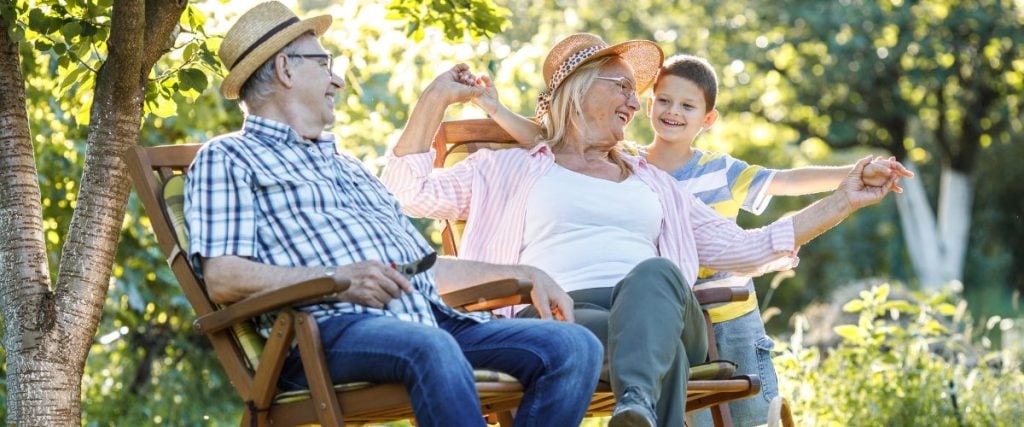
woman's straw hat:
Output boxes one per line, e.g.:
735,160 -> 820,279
218,1 -> 331,99
536,33 -> 664,116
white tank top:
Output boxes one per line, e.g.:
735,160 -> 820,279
519,164 -> 663,293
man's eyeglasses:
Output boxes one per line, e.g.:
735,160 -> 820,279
286,53 -> 333,75
595,76 -> 637,100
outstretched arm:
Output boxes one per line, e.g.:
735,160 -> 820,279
790,156 -> 905,245
768,157 -> 913,196
694,156 -> 910,274
472,74 -> 543,148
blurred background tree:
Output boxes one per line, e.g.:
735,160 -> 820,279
1,0 -> 1020,424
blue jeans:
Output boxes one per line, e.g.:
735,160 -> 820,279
691,307 -> 779,426
278,307 -> 602,427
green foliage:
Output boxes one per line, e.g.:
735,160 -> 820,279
777,284 -> 1024,426
5,0 -> 1021,422
386,0 -> 510,41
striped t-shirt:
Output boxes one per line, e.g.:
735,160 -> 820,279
647,148 -> 778,322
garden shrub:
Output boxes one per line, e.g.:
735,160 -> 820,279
775,284 -> 1024,426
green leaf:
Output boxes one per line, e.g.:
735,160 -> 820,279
843,299 -> 865,313
60,20 -> 82,40
146,96 -> 177,118
876,283 -> 890,301
59,65 -> 88,92
834,325 -> 862,342
27,8 -> 46,32
936,303 -> 957,316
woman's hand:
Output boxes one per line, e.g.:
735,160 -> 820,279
839,156 -> 906,210
426,63 -> 485,106
525,266 -> 575,322
862,156 -> 914,192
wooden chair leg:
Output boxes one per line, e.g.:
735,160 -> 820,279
766,396 -> 794,427
711,402 -> 734,427
294,312 -> 344,426
495,410 -> 514,427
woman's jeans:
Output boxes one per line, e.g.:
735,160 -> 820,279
279,306 -> 602,427
519,257 -> 707,427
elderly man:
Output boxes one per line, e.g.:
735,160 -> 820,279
183,2 -> 602,426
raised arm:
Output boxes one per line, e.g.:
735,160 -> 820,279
381,64 -> 487,219
471,74 -> 543,148
392,63 -> 484,156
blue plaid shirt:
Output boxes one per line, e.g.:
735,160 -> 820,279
184,115 -> 488,328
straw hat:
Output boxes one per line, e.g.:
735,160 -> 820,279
536,33 -> 663,117
218,1 -> 332,99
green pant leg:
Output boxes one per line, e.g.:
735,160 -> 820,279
609,257 -> 708,426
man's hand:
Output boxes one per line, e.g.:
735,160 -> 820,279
524,266 -> 575,322
333,261 -> 415,308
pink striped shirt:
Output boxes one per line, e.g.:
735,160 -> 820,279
381,144 -> 799,288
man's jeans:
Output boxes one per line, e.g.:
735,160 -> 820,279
278,307 -> 602,427
691,307 -> 779,426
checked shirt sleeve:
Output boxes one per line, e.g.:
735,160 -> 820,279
184,145 -> 258,274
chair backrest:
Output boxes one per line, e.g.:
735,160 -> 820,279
430,118 -> 520,256
125,144 -> 263,401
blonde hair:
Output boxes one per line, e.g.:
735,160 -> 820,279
537,57 -> 634,179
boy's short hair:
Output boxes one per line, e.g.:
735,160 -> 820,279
658,54 -> 718,110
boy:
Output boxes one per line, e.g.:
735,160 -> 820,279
472,52 -> 908,425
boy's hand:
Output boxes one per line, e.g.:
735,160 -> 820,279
470,74 -> 500,116
862,156 -> 915,193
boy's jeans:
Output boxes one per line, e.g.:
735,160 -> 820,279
692,308 -> 780,426
278,307 -> 602,427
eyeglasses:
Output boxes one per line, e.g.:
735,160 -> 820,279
286,53 -> 333,75
595,76 -> 637,100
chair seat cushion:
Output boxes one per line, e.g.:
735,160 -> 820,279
273,369 -> 520,404
689,360 -> 737,380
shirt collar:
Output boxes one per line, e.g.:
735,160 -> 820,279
242,115 -> 337,148
528,143 -> 552,156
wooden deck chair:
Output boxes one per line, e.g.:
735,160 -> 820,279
126,143 -> 538,427
431,118 -> 795,427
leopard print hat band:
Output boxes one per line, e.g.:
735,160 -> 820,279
535,45 -> 604,117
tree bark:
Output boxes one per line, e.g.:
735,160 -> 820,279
0,2 -> 67,423
1,0 -> 187,423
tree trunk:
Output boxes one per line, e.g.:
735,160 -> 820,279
0,4 -> 71,423
936,166 -> 972,284
894,161 -> 973,289
1,0 -> 186,423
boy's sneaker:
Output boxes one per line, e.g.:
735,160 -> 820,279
609,386 -> 657,427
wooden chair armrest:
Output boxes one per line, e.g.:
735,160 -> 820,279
694,286 -> 750,306
441,278 -> 533,312
194,277 -> 350,334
